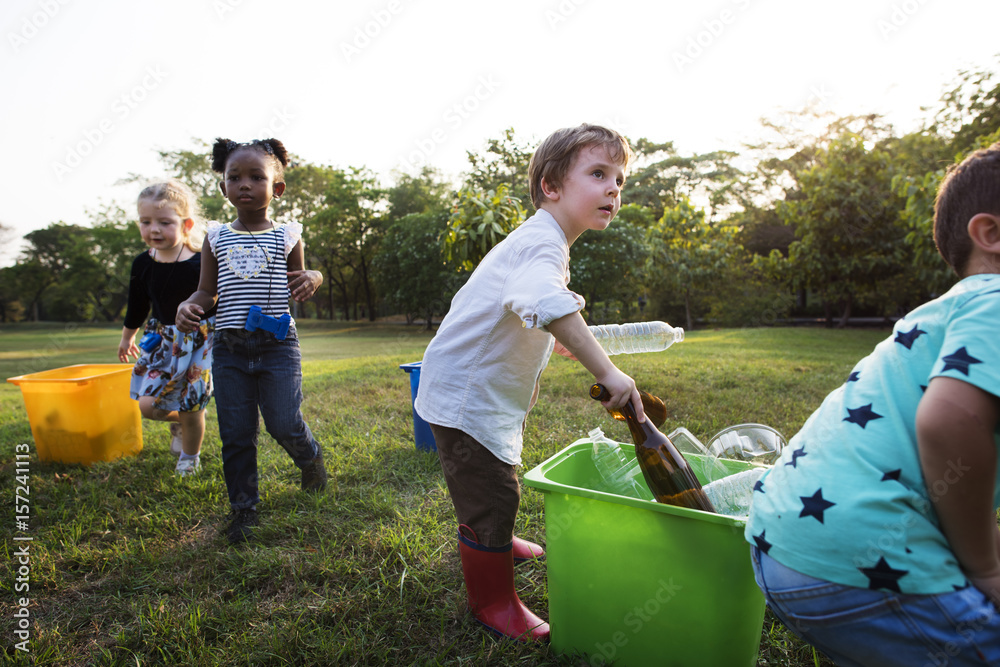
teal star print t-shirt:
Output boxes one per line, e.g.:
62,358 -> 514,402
745,274 -> 1000,594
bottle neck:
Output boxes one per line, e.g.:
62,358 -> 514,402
620,400 -> 649,446
591,382 -> 653,446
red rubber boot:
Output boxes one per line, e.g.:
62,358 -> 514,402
457,525 -> 550,642
512,536 -> 545,564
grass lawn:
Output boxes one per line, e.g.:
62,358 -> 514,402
0,321 -> 889,666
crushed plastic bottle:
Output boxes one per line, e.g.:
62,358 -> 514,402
589,321 -> 684,355
667,426 -> 730,484
702,466 -> 768,519
589,427 -> 647,500
706,424 -> 786,466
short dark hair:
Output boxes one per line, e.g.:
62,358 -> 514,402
934,142 -> 1000,275
528,124 -> 633,209
211,138 -> 289,180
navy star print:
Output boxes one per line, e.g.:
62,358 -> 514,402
799,489 -> 835,523
753,530 -> 772,554
784,447 -> 807,468
844,403 -> 883,429
859,557 -> 908,592
893,325 -> 926,350
940,347 -> 982,376
881,469 -> 902,482
847,371 -> 860,382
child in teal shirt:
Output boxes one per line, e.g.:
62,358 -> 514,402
746,143 -> 1000,666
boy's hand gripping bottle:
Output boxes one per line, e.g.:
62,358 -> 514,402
591,383 -> 715,512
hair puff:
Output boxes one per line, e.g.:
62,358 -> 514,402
211,137 -> 237,173
210,137 -> 289,178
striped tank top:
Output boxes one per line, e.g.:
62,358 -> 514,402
208,221 -> 301,331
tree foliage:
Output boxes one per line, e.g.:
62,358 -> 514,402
372,212 -> 460,329
4,59 -> 1000,327
645,198 -> 740,330
570,204 -> 650,323
463,127 -> 533,207
386,167 -> 452,219
442,184 -> 526,272
776,134 -> 909,324
305,167 -> 386,321
625,139 -> 747,221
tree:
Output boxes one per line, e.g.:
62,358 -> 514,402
931,59 -> 1000,157
463,127 -> 534,207
372,212 -> 460,329
385,167 -> 451,219
0,221 -> 19,267
154,141 -> 229,222
0,265 -> 25,322
19,224 -> 94,321
733,204 -> 795,259
891,126 -> 1000,302
776,134 -> 909,325
86,203 -> 147,321
442,184 -> 525,272
645,198 -> 739,330
625,139 -> 746,221
569,204 -> 650,323
894,168 -> 953,296
306,167 -> 386,321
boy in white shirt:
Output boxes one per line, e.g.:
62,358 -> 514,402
415,123 -> 646,642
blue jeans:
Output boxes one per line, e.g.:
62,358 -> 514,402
751,546 -> 1000,666
213,329 -> 320,510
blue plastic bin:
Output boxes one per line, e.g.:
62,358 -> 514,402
399,362 -> 436,452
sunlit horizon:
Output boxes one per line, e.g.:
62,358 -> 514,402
2,0 -> 998,266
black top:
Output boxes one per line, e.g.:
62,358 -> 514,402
123,251 -> 216,328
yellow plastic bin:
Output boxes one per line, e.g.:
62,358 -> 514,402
523,438 -> 766,667
7,364 -> 143,465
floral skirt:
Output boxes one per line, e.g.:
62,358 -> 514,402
130,317 -> 215,412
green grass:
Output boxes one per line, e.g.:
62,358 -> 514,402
0,321 -> 888,666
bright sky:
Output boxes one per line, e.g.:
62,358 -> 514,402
2,0 -> 998,266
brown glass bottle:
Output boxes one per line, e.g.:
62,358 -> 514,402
637,390 -> 667,428
590,383 -> 715,512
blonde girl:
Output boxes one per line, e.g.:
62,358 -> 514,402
118,180 -> 215,476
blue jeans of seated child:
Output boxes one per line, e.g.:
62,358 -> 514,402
751,546 -> 1000,667
214,329 -> 320,510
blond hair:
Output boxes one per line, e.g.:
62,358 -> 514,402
137,180 -> 205,251
528,123 -> 634,209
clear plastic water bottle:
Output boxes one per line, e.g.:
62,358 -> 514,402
589,427 -> 647,499
588,321 -> 684,355
706,424 -> 786,466
702,466 -> 768,519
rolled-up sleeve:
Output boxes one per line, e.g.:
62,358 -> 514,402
504,241 -> 584,330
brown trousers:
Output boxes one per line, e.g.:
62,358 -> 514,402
430,423 -> 521,549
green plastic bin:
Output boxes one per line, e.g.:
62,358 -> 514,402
523,438 -> 766,667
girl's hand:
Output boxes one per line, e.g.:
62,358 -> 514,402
118,336 -> 139,362
595,367 -> 646,422
176,302 -> 204,333
288,269 -> 322,302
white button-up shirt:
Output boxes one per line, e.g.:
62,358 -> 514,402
414,209 -> 585,465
